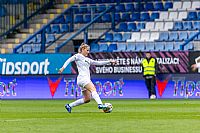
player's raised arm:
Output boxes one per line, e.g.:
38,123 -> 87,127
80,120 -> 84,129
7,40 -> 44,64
58,55 -> 77,74
90,59 -> 117,66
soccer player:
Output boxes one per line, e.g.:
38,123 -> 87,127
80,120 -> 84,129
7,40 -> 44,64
58,43 -> 116,113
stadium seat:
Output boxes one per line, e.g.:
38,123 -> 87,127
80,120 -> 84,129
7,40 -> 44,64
108,44 -> 117,52
193,21 -> 200,30
126,43 -> 135,51
155,42 -> 165,51
45,26 -> 51,34
150,13 -> 159,21
173,22 -> 183,31
164,2 -> 173,10
191,1 -> 200,9
186,12 -> 198,21
28,37 -> 37,44
96,5 -> 106,13
46,34 -> 56,44
158,32 -> 169,41
145,3 -> 154,11
135,3 -> 144,11
79,5 -> 88,13
145,42 -> 155,51
140,32 -> 150,42
65,15 -> 71,23
154,2 -> 164,11
140,12 -> 150,21
117,22 -> 128,32
102,14 -> 111,22
184,42 -> 194,50
104,33 -> 113,41
115,13 -> 121,21
159,12 -> 169,21
115,43 -> 126,52
173,1 -> 182,10
91,43 -> 99,52
137,23 -> 145,31
125,3 -> 134,12
127,23 -> 137,31
149,32 -> 159,41
127,32 -> 140,42
135,42 -> 145,51
169,32 -> 179,41
183,21 -> 193,30
60,24 -> 69,33
178,11 -> 187,20
154,22 -> 164,31
174,42 -> 182,51
122,33 -> 131,41
164,22 -> 173,31
84,14 -> 91,23
179,32 -> 188,41
74,15 -> 84,23
131,13 -> 140,21
51,25 -> 60,33
115,4 -> 125,12
121,13 -> 131,22
113,33 -> 122,42
165,42 -> 174,51
168,12 -> 178,21
99,44 -> 108,52
182,1 -> 192,10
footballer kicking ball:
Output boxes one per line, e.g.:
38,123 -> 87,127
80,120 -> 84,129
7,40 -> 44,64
103,103 -> 113,113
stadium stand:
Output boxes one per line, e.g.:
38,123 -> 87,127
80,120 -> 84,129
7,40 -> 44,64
0,0 -> 200,53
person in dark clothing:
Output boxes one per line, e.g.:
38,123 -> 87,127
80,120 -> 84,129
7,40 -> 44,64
141,52 -> 157,99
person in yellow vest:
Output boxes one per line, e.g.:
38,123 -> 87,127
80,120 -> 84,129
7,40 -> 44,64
141,52 -> 157,99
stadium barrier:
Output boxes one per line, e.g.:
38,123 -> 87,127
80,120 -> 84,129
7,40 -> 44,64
0,51 -> 200,99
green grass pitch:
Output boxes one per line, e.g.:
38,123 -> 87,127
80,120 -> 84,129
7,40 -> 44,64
1,99 -> 200,133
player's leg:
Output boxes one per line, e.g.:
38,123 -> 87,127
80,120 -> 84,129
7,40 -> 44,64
84,82 -> 106,110
150,77 -> 156,99
65,89 -> 91,113
145,78 -> 151,98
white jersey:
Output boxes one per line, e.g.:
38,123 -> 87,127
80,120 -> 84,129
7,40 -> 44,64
62,53 -> 110,84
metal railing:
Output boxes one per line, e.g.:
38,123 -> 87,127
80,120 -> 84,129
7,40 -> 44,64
0,0 -> 53,40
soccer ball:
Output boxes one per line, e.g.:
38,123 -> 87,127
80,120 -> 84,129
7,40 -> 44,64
103,103 -> 113,113
150,95 -> 156,99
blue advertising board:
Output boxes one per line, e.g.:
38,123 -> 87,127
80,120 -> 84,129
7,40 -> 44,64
0,54 -> 71,75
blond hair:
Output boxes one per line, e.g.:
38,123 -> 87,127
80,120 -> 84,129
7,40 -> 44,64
78,43 -> 89,53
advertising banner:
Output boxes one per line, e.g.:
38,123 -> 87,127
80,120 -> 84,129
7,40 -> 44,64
74,51 -> 189,74
1,74 -> 200,99
0,54 -> 71,75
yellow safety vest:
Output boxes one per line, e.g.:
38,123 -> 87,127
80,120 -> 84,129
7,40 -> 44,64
142,58 -> 156,76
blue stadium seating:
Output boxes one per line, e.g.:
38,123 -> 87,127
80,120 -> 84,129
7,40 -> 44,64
145,3 -> 154,11
104,33 -> 113,41
113,33 -> 122,41
96,5 -> 106,13
102,14 -> 111,22
165,42 -> 174,51
168,32 -> 179,41
158,32 -> 169,41
154,2 -> 164,11
91,43 -> 99,52
108,43 -> 117,52
99,44 -> 108,52
74,15 -> 84,23
155,42 -> 165,51
179,32 -> 188,41
183,21 -> 193,30
126,43 -> 135,51
131,13 -> 140,21
122,33 -> 131,41
84,14 -> 91,23
186,12 -> 198,20
150,12 -> 159,21
46,34 -> 56,44
115,43 -> 126,52
193,21 -> 200,30
135,43 -> 145,51
125,3 -> 134,12
164,2 -> 173,10
115,4 -> 125,12
51,25 -> 60,33
121,13 -> 131,21
145,42 -> 155,51
127,23 -> 136,31
117,22 -> 127,32
173,22 -> 183,31
140,12 -> 150,21
60,24 -> 69,33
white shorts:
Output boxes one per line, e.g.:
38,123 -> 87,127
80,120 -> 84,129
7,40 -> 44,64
77,77 -> 91,91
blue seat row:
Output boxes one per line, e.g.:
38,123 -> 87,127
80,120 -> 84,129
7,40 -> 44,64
90,42 -> 193,52
45,24 -> 70,34
101,32 -> 132,42
116,22 -> 145,32
185,11 -> 200,21
172,21 -> 200,31
158,31 -> 200,42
